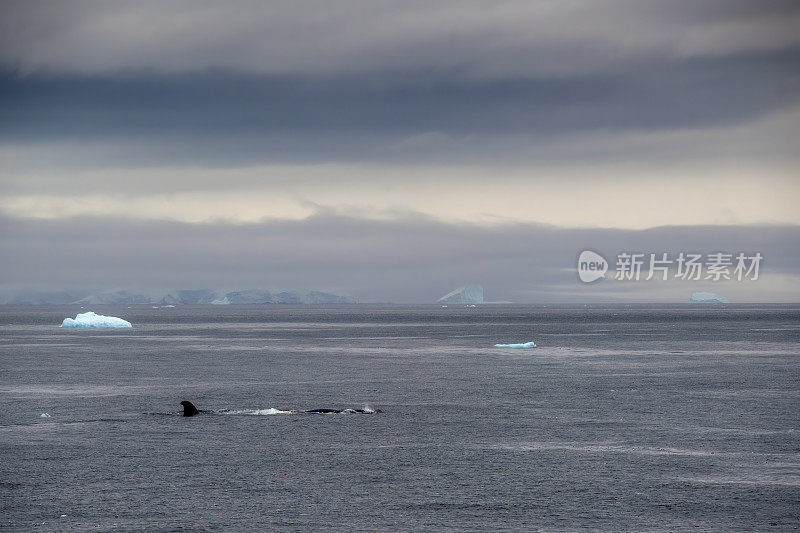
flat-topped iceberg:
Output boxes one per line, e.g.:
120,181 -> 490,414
690,292 -> 729,304
494,341 -> 536,348
61,311 -> 132,328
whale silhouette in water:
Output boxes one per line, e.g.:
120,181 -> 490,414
180,400 -> 200,417
180,401 -> 379,416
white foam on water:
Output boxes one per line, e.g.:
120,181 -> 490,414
219,408 -> 293,415
216,405 -> 377,415
676,474 -> 800,487
343,405 -> 375,413
489,441 -> 754,458
2,384 -> 149,398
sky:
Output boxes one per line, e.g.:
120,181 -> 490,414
1,0 -> 798,302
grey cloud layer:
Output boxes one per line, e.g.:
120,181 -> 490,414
1,1 -> 797,171
2,1 -> 799,76
1,214 -> 797,302
1,48 -> 797,167
1,1 -> 798,300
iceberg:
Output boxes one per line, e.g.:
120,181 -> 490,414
224,290 -> 273,304
160,289 -> 221,305
298,291 -> 355,304
1,290 -> 86,305
61,311 -> 132,328
215,290 -> 355,304
690,292 -> 729,304
494,341 -> 536,348
437,285 -> 484,304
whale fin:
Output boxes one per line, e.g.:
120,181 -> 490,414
180,400 -> 200,417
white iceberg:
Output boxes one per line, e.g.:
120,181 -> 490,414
494,341 -> 536,348
690,292 -> 729,304
61,311 -> 132,328
437,285 -> 484,304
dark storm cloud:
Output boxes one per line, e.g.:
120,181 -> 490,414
2,0 -> 799,75
1,47 -> 798,149
1,214 -> 797,302
1,2 -> 797,301
1,1 -> 799,168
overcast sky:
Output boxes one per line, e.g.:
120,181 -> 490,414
1,1 -> 798,302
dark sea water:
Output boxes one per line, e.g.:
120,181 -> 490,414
1,304 -> 798,532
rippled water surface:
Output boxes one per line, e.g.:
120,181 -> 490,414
1,304 -> 798,531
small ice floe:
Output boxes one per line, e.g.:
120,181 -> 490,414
40,413 -> 51,418
61,311 -> 132,328
494,341 -> 536,348
690,291 -> 729,304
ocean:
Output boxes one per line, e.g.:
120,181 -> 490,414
1,304 -> 798,531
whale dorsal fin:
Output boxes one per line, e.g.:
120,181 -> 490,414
180,400 -> 200,417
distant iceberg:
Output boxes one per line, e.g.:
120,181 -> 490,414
690,292 -> 729,304
61,311 -> 132,328
438,285 -> 484,304
1,287 -> 355,305
494,341 -> 536,348
75,290 -> 151,305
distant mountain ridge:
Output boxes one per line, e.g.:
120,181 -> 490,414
1,289 -> 356,305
